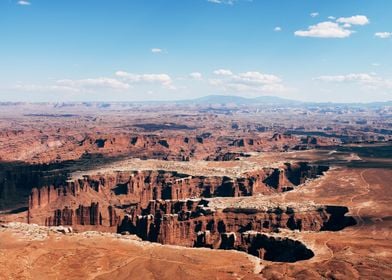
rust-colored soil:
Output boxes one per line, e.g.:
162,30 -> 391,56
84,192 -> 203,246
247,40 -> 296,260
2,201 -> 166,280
0,104 -> 391,279
0,231 -> 260,280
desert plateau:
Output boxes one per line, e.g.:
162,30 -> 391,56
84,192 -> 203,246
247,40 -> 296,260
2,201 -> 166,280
0,101 -> 391,279
1,0 -> 392,279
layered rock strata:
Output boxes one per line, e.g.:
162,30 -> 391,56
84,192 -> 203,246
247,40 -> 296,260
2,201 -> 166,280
24,162 -> 356,263
28,162 -> 329,228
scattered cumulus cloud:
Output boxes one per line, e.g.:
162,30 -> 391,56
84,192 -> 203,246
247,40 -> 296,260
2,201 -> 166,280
310,12 -> 319,18
13,71 -> 176,93
213,69 -> 233,76
17,0 -> 31,5
315,73 -> 392,89
207,0 -> 251,5
57,78 -> 130,90
17,1 -> 31,5
328,16 -> 336,20
151,48 -> 163,54
375,32 -> 392,39
13,84 -> 77,93
210,69 -> 286,93
12,78 -> 129,93
295,22 -> 353,38
294,15 -> 369,38
233,71 -> 282,84
189,72 -> 203,80
12,78 -> 130,93
207,0 -> 234,4
316,73 -> 375,82
336,15 -> 369,26
274,26 -> 282,32
115,71 -> 174,89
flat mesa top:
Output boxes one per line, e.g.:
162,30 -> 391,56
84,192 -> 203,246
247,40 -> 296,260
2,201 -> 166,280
70,149 -> 357,180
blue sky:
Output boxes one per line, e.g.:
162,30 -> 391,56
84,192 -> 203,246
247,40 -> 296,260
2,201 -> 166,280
0,0 -> 391,102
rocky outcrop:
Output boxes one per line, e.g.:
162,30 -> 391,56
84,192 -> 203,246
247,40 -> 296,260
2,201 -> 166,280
27,162 -> 329,229
23,161 -> 353,263
0,125 -> 334,164
45,203 -> 101,227
0,222 -> 140,242
123,199 -> 355,249
0,163 -> 67,211
261,162 -> 329,191
206,152 -> 249,161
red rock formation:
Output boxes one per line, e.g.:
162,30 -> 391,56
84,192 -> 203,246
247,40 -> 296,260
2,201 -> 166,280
18,158 -> 356,265
0,126 -> 326,164
27,163 -> 330,231
129,200 -> 354,248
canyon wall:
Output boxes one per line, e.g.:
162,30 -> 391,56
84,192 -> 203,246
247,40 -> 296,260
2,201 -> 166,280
28,162 -> 329,228
0,130 -> 334,164
23,161 -> 357,263
127,199 -> 355,247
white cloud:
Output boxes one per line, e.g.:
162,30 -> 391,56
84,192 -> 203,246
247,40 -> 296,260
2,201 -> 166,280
207,0 -> 252,4
274,26 -> 282,32
295,21 -> 353,38
234,71 -> 281,84
56,78 -> 130,90
12,72 -> 176,94
189,72 -> 203,80
336,15 -> 369,26
17,1 -> 31,5
207,0 -> 235,4
315,73 -> 392,89
151,48 -> 163,53
13,84 -> 77,93
316,73 -> 375,82
295,15 -> 369,39
213,69 -> 233,76
210,69 -> 286,93
310,12 -> 319,18
115,71 -> 174,89
375,32 -> 392,39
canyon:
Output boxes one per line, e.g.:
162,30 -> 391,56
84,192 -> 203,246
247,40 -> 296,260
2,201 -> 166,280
0,102 -> 391,279
24,161 -> 348,262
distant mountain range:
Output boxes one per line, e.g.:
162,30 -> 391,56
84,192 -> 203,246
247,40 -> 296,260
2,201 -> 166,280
0,95 -> 391,107
177,95 -> 392,107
